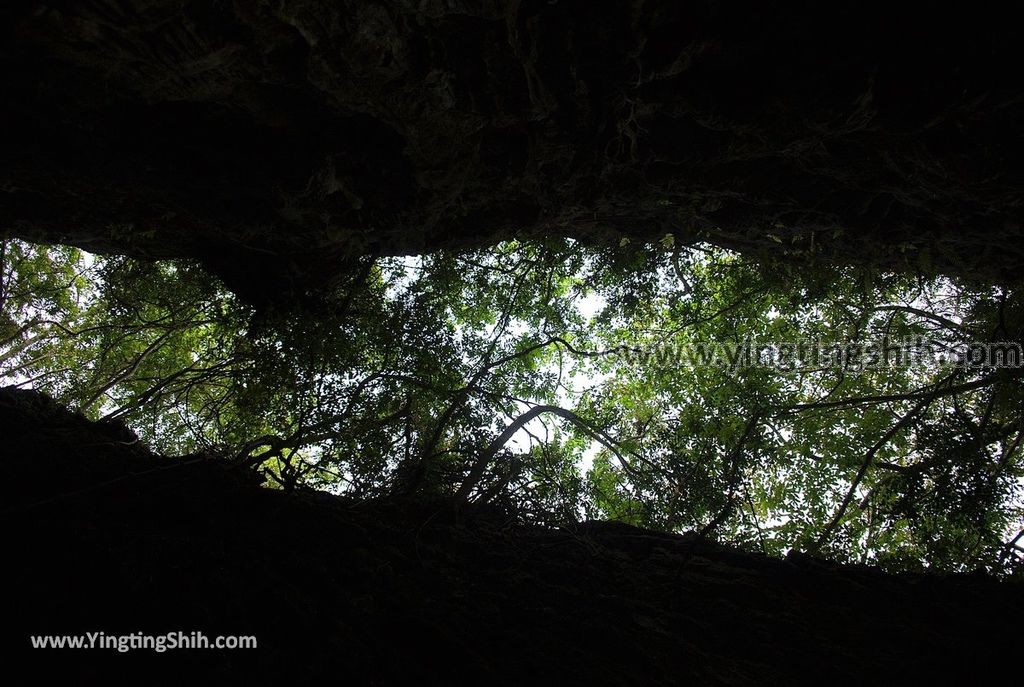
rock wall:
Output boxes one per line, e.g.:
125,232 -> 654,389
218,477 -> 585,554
3,386 -> 1022,683
3,2 -> 1023,299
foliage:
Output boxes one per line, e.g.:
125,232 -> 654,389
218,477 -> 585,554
1,235 -> 1022,574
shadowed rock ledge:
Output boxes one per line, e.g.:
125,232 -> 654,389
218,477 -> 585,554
3,2 -> 1024,301
3,386 -> 1020,684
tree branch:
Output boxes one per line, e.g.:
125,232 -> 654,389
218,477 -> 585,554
455,405 -> 631,501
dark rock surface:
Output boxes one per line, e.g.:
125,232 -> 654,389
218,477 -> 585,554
3,2 -> 1024,301
3,386 -> 1020,684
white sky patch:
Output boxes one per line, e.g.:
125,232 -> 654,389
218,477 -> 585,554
576,291 -> 606,321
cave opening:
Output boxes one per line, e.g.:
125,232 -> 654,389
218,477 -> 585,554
3,236 -> 1021,575
4,1 -> 1024,681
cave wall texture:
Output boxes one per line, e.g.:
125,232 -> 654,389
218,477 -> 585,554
3,1 -> 1023,301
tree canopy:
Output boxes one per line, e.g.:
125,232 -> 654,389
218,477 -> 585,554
1,236 -> 1022,574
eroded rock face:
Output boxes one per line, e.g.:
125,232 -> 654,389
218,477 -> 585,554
3,1 -> 1023,299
